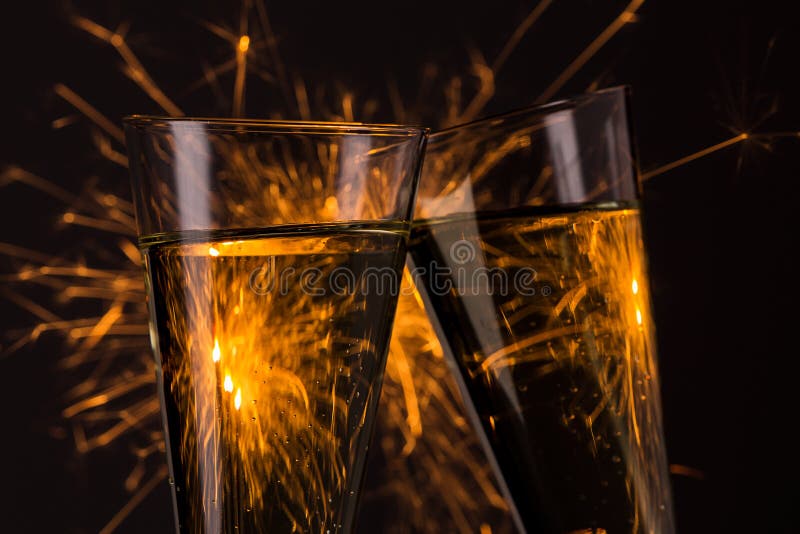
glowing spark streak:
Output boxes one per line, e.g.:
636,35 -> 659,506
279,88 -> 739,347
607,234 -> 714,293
669,464 -> 706,480
199,20 -> 238,42
53,84 -> 125,143
0,288 -> 61,323
208,246 -> 220,257
63,374 -> 153,418
479,325 -> 586,375
0,289 -> 65,356
70,16 -> 183,116
212,339 -> 221,362
492,0 -> 553,74
68,324 -> 149,337
224,373 -> 234,392
535,0 -> 645,104
119,240 -> 140,265
635,308 -> 643,325
234,387 -> 242,410
632,279 -> 639,295
30,266 -> 121,279
77,397 -> 160,451
456,51 -> 493,125
458,0 -> 553,124
641,133 -> 747,181
1,166 -> 77,205
75,303 -> 123,355
342,93 -> 354,123
92,131 -> 129,167
233,35 -> 250,117
62,212 -> 135,236
52,115 -> 80,129
293,77 -> 312,121
98,466 -> 169,534
388,345 -> 423,454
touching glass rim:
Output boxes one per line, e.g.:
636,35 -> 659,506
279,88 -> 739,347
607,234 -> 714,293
123,115 -> 427,137
432,85 -> 630,137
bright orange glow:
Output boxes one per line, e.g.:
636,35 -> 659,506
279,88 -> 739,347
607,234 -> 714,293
212,338 -> 221,362
224,373 -> 234,392
324,196 -> 339,217
632,279 -> 639,295
234,388 -> 242,410
238,35 -> 250,52
208,246 -> 220,257
636,307 -> 643,325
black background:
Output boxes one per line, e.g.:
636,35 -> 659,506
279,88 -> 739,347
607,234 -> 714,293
2,0 -> 799,532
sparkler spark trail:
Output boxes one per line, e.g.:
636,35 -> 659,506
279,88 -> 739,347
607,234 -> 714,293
3,2 -> 794,532
70,15 -> 183,116
535,0 -> 644,105
642,133 -> 748,181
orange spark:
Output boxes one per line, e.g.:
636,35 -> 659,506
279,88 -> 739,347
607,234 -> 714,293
224,373 -> 234,392
492,0 -> 553,74
53,84 -> 125,143
232,0 -> 250,118
535,0 -> 645,104
669,464 -> 706,480
212,338 -> 221,362
98,466 -> 169,534
61,211 -> 135,235
70,16 -> 183,116
233,34 -> 249,117
388,344 -> 423,454
456,0 -> 553,125
642,133 -> 748,181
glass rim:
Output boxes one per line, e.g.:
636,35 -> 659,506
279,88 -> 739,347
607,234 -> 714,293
432,85 -> 630,137
123,115 -> 427,137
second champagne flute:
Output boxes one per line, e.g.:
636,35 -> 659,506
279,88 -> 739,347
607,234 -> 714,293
408,87 -> 674,533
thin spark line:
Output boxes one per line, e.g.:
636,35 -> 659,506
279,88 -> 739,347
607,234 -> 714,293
458,0 -> 553,124
71,16 -> 183,116
233,0 -> 251,117
53,84 -> 125,142
642,133 -> 747,181
492,0 -> 553,74
535,0 -> 644,104
98,466 -> 169,534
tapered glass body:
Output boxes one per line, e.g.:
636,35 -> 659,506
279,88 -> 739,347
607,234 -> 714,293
124,117 -> 426,533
